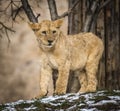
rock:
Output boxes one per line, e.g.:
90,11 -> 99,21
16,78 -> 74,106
0,90 -> 120,111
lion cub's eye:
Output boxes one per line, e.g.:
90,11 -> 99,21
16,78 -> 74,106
52,30 -> 56,34
33,29 -> 39,32
41,31 -> 47,35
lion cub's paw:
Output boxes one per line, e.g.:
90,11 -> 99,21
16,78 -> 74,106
85,85 -> 96,93
55,89 -> 66,95
79,87 -> 87,93
36,91 -> 48,99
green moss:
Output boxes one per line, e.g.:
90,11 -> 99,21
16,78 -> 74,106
93,102 -> 119,110
0,104 -> 6,111
0,90 -> 119,111
93,96 -> 111,103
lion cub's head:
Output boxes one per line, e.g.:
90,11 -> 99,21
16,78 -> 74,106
29,19 -> 63,49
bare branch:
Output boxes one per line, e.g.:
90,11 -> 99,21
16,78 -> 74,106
82,0 -> 112,32
5,2 -> 11,11
21,0 -> 38,23
0,21 -> 15,44
5,29 -> 11,44
58,0 -> 80,18
13,6 -> 23,21
90,0 -> 112,32
83,1 -> 98,32
69,0 -> 80,12
3,0 -> 23,21
36,14 -> 41,20
99,0 -> 112,11
0,22 -> 15,32
47,0 -> 80,20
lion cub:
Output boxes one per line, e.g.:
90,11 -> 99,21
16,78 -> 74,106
29,19 -> 104,97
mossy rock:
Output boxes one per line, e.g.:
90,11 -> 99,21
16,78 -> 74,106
0,90 -> 120,111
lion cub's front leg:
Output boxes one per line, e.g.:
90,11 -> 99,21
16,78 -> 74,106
38,65 -> 53,98
55,61 -> 70,95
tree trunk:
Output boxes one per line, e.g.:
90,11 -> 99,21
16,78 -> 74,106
47,0 -> 58,20
104,0 -> 120,90
96,0 -> 106,90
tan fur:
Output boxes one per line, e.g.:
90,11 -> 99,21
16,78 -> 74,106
29,19 -> 104,97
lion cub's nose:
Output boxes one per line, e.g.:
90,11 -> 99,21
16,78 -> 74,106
48,40 -> 53,45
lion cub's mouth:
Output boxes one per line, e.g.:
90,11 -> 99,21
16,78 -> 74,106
37,38 -> 56,48
42,42 -> 54,47
37,37 -> 58,49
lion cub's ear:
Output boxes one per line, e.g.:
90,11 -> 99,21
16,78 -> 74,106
28,22 -> 41,31
53,19 -> 64,28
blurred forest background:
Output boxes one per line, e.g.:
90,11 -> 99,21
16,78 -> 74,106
0,0 -> 120,103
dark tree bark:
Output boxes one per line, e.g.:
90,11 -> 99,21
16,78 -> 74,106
68,0 -> 81,34
47,0 -> 59,20
104,0 -> 120,90
82,0 -> 98,32
82,0 -> 112,32
21,0 -> 38,23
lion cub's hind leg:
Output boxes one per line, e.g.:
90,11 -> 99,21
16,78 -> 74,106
85,46 -> 103,92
